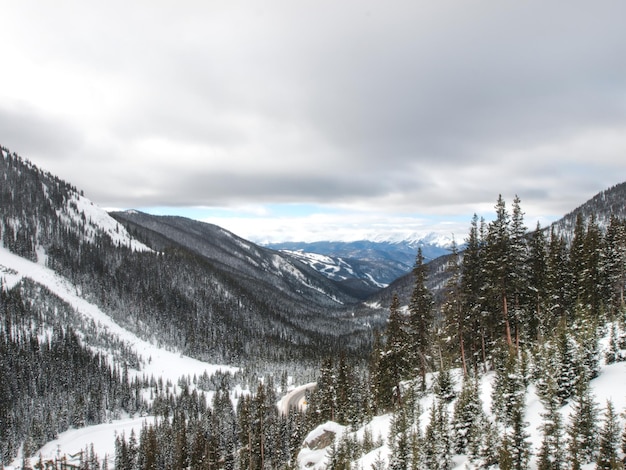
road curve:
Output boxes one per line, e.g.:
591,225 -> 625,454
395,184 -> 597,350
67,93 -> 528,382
277,382 -> 317,415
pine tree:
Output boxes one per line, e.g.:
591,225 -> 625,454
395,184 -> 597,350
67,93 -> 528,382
536,372 -> 565,470
442,239 -> 467,375
605,323 -> 623,365
452,375 -> 485,456
509,195 -> 529,347
408,248 -> 433,391
554,319 -> 579,404
373,294 -> 409,410
567,380 -> 599,468
491,347 -> 525,429
602,216 -> 626,315
546,227 -> 572,324
461,214 -> 487,374
528,222 -> 548,342
423,399 -> 452,470
484,195 -> 514,348
433,366 -> 456,404
389,404 -> 411,470
595,400 -> 622,470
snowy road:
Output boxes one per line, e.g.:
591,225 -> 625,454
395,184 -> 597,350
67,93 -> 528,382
277,382 -> 316,415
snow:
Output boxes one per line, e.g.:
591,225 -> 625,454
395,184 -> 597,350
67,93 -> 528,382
8,417 -> 157,469
276,382 -> 316,415
57,191 -> 151,253
0,245 -> 237,385
297,343 -> 626,470
1,244 -> 241,468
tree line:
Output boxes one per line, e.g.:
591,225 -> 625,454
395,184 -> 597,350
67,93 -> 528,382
305,195 -> 626,469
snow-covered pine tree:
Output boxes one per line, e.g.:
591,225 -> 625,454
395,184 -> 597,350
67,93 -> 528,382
373,294 -> 409,410
483,195 -> 514,349
595,400 -> 622,469
605,322 -> 624,365
509,195 -> 530,347
423,399 -> 452,470
567,379 -> 599,469
441,238 -> 468,376
536,371 -> 566,470
389,404 -> 411,470
491,346 -> 525,429
408,248 -> 434,392
452,375 -> 485,457
460,214 -> 488,374
528,221 -> 548,342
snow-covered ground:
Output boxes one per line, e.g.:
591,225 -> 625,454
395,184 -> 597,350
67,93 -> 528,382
1,244 -> 240,468
2,235 -> 625,469
298,352 -> 626,470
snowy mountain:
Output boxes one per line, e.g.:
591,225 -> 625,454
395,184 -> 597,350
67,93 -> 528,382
3,142 -> 626,470
266,237 -> 454,298
550,180 -> 626,240
0,145 -> 377,369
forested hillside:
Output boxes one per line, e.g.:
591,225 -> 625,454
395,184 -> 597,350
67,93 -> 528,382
0,144 -> 376,467
0,145 -> 377,370
300,194 -> 626,469
3,142 -> 626,469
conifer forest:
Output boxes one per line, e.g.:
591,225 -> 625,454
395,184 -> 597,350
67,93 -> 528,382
2,145 -> 626,469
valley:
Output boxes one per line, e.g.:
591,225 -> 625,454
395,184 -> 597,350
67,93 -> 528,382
2,145 -> 626,469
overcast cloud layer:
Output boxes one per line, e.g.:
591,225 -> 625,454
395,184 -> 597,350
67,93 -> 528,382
2,1 -> 626,242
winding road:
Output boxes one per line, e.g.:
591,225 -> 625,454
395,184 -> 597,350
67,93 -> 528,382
277,382 -> 317,415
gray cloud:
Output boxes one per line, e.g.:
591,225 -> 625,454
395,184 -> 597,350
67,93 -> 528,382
2,0 -> 626,238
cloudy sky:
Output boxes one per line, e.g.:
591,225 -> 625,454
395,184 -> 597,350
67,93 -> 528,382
2,1 -> 625,243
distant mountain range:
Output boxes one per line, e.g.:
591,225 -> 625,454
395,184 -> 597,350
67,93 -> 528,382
265,236 -> 454,297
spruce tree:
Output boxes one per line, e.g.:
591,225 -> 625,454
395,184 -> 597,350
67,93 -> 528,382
509,401 -> 531,470
509,195 -> 529,347
374,294 -> 409,409
546,227 -> 572,323
536,372 -> 565,470
461,214 -> 487,373
528,222 -> 548,342
484,195 -> 514,348
423,399 -> 452,470
442,239 -> 467,375
491,347 -> 525,429
452,375 -> 485,456
567,379 -> 599,468
602,215 -> 626,315
408,248 -> 433,391
595,400 -> 622,470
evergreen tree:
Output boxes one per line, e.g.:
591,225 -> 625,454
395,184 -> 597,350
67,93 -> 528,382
442,239 -> 468,375
484,195 -> 514,348
461,214 -> 487,373
554,319 -> 579,404
536,371 -> 565,470
373,294 -> 409,410
433,367 -> 456,404
389,404 -> 412,470
408,248 -> 434,391
605,322 -> 623,365
602,215 -> 626,315
451,376 -> 485,456
595,400 -> 622,470
509,195 -> 529,347
528,222 -> 548,342
491,347 -> 525,429
567,380 -> 599,468
423,399 -> 452,470
546,227 -> 573,324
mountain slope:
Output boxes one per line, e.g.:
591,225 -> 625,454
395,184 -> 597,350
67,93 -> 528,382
110,210 -> 357,308
266,238 -> 453,297
550,180 -> 626,239
0,145 -> 374,368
